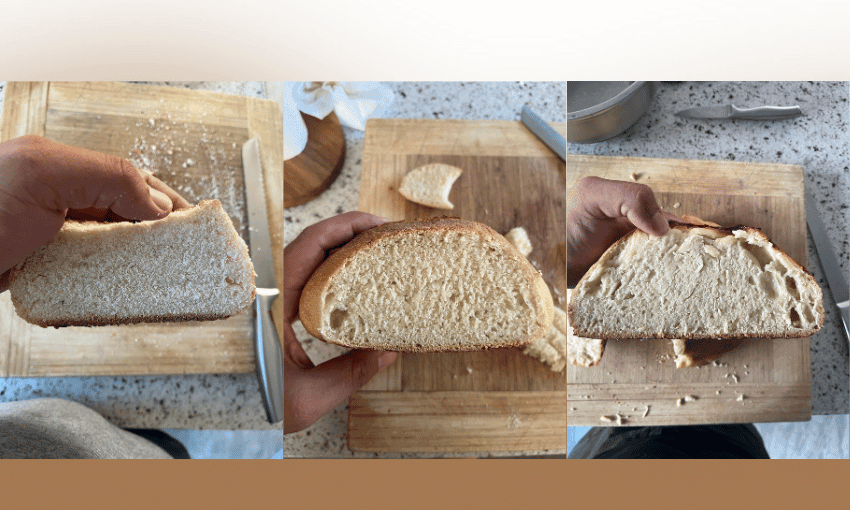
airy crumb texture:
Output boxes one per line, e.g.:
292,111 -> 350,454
570,222 -> 824,339
9,200 -> 256,327
299,217 -> 553,352
398,163 -> 462,209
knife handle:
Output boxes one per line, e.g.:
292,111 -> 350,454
521,105 -> 566,161
730,105 -> 802,120
254,289 -> 283,424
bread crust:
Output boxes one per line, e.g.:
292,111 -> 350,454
568,221 -> 825,340
299,217 -> 554,352
9,199 -> 257,328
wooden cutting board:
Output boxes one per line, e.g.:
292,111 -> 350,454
348,118 -> 567,453
0,81 -> 283,377
567,154 -> 811,426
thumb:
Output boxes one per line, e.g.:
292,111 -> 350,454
301,350 -> 397,420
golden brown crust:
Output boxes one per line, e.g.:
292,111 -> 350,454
299,216 -> 554,352
568,221 -> 824,340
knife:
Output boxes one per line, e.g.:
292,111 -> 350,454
805,186 -> 849,343
521,105 -> 566,161
674,105 -> 802,121
242,138 -> 284,424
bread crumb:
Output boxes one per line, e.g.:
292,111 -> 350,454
731,374 -> 739,383
737,394 -> 745,402
466,367 -> 473,374
630,172 -> 638,181
601,412 -> 628,425
684,395 -> 697,402
673,202 -> 681,208
716,390 -> 721,394
642,405 -> 650,417
676,398 -> 684,407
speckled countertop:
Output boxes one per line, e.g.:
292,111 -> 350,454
283,82 -> 566,458
568,81 -> 849,416
0,81 -> 277,430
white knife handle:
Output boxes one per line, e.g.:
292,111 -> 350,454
254,289 -> 283,424
730,105 -> 802,120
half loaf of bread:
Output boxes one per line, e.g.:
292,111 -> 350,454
569,222 -> 824,340
9,200 -> 256,327
299,217 -> 554,351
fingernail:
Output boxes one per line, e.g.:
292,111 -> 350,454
149,187 -> 173,212
377,351 -> 398,369
651,211 -> 669,235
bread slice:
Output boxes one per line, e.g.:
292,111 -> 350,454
299,217 -> 553,352
569,222 -> 824,340
9,200 -> 256,327
398,163 -> 462,209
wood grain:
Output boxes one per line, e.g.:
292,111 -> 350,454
284,112 -> 345,208
566,154 -> 812,426
348,118 -> 566,453
349,391 -> 566,452
0,81 -> 283,377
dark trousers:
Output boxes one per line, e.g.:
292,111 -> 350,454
569,424 -> 770,459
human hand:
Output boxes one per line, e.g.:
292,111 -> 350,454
0,136 -> 190,292
568,176 -> 681,286
284,212 -> 398,434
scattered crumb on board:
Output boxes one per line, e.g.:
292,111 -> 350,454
600,412 -> 627,425
127,114 -> 248,240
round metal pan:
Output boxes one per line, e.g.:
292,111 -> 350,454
567,81 -> 655,144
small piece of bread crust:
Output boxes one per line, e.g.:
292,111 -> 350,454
299,217 -> 554,352
398,163 -> 462,209
504,227 -> 533,257
9,200 -> 256,327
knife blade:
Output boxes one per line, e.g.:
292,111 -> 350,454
805,186 -> 849,343
674,104 -> 802,121
521,105 -> 565,161
242,138 -> 284,424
